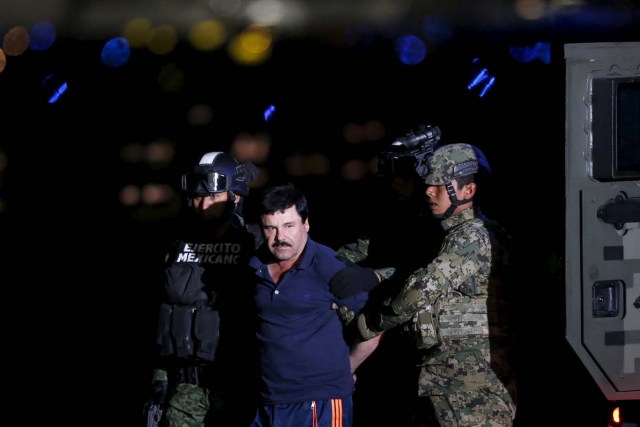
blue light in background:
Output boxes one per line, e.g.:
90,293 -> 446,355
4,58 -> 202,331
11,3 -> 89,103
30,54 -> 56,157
42,73 -> 68,104
422,16 -> 453,45
478,76 -> 495,97
101,37 -> 131,68
467,57 -> 496,98
264,104 -> 276,122
468,67 -> 489,90
29,21 -> 56,51
395,35 -> 427,65
509,42 -> 551,64
48,82 -> 68,103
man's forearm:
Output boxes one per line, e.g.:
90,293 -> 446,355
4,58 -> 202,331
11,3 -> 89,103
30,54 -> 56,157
349,334 -> 382,373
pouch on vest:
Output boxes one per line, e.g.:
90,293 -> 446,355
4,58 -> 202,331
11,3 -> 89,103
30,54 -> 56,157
165,263 -> 206,305
193,307 -> 220,361
401,294 -> 442,350
157,303 -> 175,356
171,305 -> 195,358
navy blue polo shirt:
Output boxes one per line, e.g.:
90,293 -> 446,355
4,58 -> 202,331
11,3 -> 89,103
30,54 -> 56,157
250,238 -> 369,404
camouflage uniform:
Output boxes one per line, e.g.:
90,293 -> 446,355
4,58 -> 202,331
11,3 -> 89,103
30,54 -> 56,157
357,144 -> 517,427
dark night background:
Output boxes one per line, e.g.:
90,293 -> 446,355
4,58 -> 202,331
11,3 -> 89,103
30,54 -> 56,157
0,2 -> 638,425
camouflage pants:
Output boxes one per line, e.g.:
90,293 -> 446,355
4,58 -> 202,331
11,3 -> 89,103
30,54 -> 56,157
164,383 -> 223,427
415,347 -> 516,427
427,387 -> 514,427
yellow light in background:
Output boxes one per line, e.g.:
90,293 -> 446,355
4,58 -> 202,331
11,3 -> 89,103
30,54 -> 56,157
120,185 -> 142,206
230,132 -> 272,188
285,152 -> 330,176
514,0 -> 547,21
3,26 -> 30,56
122,17 -> 154,49
228,25 -> 272,65
307,153 -> 330,175
119,139 -> 175,168
146,138 -> 176,169
341,159 -> 369,181
343,120 -> 386,144
230,132 -> 271,163
186,104 -> 214,126
241,25 -> 272,53
189,19 -> 227,51
148,24 -> 178,55
142,183 -> 174,205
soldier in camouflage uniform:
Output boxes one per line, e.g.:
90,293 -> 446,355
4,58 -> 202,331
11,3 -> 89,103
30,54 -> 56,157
354,143 -> 517,427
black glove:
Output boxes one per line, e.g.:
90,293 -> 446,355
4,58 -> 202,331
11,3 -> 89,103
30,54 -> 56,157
150,379 -> 169,405
329,264 -> 379,299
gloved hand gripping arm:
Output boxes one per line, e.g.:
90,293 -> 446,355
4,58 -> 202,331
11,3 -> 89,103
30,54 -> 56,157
357,287 -> 421,340
358,260 -> 446,340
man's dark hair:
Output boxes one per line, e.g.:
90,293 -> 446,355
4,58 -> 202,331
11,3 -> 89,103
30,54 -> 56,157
259,183 -> 309,222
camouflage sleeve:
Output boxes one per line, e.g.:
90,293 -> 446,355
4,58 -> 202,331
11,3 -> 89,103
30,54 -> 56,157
386,262 -> 447,320
363,220 -> 491,337
388,229 -> 490,318
336,236 -> 370,264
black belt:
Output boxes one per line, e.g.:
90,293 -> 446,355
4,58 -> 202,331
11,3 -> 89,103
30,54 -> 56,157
175,366 -> 206,385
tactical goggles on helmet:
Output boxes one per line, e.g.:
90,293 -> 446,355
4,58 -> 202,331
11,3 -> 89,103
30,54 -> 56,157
181,171 -> 229,195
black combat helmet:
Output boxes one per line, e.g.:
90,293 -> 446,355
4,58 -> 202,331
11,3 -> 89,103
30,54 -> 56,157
181,151 -> 250,197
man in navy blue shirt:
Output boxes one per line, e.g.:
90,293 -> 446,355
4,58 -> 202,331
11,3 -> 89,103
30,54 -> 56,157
249,184 -> 378,427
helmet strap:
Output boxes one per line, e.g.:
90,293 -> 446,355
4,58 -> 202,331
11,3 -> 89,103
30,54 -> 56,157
442,181 -> 473,219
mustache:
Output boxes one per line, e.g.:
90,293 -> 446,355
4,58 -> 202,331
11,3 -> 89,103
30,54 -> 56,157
272,241 -> 290,248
